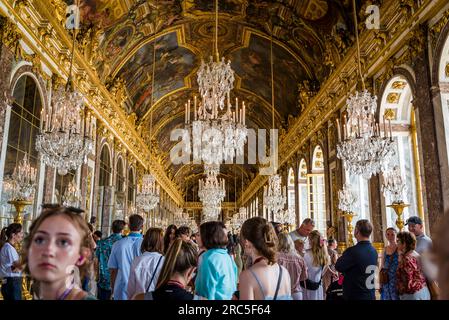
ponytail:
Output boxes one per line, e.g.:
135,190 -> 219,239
0,227 -> 8,250
156,239 -> 197,289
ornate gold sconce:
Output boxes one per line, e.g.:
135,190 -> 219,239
387,202 -> 410,232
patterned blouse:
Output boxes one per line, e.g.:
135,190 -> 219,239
396,251 -> 426,295
277,252 -> 308,294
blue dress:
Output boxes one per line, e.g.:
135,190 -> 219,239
380,250 -> 399,300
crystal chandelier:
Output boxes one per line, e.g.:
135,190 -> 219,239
62,177 -> 81,207
337,90 -> 395,179
184,0 -> 247,165
231,207 -> 246,229
263,174 -> 286,217
336,0 -> 395,179
382,166 -> 407,204
6,153 -> 37,201
202,205 -> 221,222
36,21 -> 92,176
338,183 -> 357,213
198,164 -> 225,208
274,207 -> 295,225
136,174 -> 160,212
174,208 -> 189,226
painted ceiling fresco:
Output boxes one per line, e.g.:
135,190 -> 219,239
115,31 -> 197,119
65,0 -> 359,196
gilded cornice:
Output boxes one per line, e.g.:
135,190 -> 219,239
239,0 -> 447,206
0,0 -> 183,205
183,202 -> 236,210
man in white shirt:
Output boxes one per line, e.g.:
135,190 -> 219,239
289,218 -> 315,252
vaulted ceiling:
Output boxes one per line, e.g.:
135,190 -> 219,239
69,0 -> 357,201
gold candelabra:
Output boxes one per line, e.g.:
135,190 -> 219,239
387,201 -> 410,232
341,211 -> 355,247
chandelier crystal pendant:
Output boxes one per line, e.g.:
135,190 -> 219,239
382,166 -> 407,204
136,173 -> 160,212
36,19 -> 92,176
184,0 -> 247,165
263,174 -> 286,216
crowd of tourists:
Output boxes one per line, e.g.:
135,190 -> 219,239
0,204 -> 445,300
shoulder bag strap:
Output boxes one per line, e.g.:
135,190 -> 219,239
146,255 -> 163,293
273,264 -> 283,300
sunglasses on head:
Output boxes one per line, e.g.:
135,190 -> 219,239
40,203 -> 85,215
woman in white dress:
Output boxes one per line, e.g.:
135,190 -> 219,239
301,230 -> 330,300
128,228 -> 165,299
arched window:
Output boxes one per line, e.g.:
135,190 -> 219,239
99,145 -> 111,187
127,167 -> 135,210
380,76 -> 423,229
298,159 -> 308,224
97,145 -> 111,231
287,167 -> 296,222
114,157 -> 125,220
309,146 -> 327,236
438,33 -> 449,167
1,75 -> 42,226
116,157 -> 125,193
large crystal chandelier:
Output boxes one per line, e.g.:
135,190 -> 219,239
231,207 -> 246,229
198,164 -> 225,210
136,174 -> 160,212
382,166 -> 407,204
202,205 -> 222,222
184,0 -> 247,165
336,0 -> 395,179
336,90 -> 395,179
5,153 -> 37,201
338,183 -> 357,213
274,207 -> 295,225
263,174 -> 286,217
36,20 -> 92,176
62,177 -> 81,207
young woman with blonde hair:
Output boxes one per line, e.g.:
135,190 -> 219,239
238,217 -> 292,300
22,205 -> 96,300
301,230 -> 330,300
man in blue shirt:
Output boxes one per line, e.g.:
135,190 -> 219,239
95,219 -> 125,300
108,214 -> 144,300
335,219 -> 378,300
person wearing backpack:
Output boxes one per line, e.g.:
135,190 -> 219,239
301,230 -> 330,300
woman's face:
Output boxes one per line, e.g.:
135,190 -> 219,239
12,230 -> 24,243
397,239 -> 405,252
386,230 -> 397,243
28,215 -> 83,284
169,228 -> 176,241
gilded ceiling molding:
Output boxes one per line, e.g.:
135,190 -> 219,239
0,0 -> 184,205
183,202 -> 237,210
238,0 -> 447,206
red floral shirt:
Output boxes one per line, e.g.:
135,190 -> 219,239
396,252 -> 426,295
